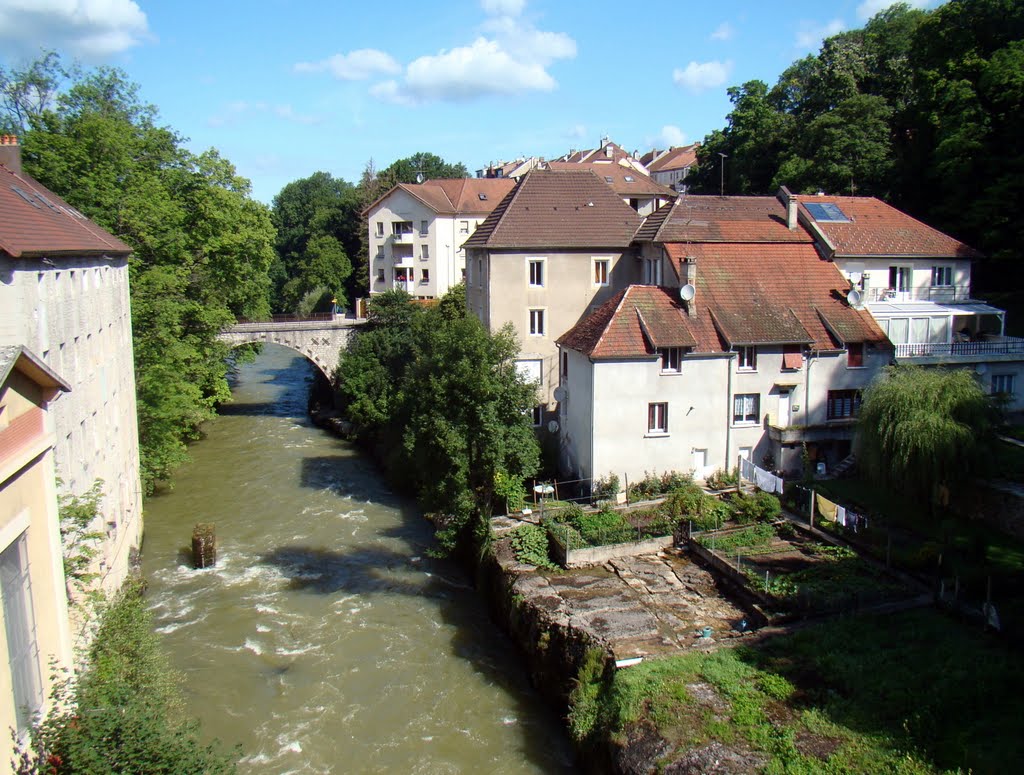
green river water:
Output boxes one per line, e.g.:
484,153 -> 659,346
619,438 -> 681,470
140,344 -> 575,774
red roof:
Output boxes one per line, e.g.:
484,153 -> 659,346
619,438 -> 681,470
362,178 -> 515,217
800,196 -> 981,258
636,196 -> 812,244
0,164 -> 131,258
463,170 -> 642,250
559,243 -> 889,358
544,161 -> 675,198
646,144 -> 699,174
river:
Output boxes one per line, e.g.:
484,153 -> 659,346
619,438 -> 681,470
141,344 -> 575,774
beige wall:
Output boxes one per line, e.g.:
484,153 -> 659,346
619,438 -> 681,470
0,370 -> 74,740
0,256 -> 142,602
468,248 -> 638,414
835,256 -> 972,303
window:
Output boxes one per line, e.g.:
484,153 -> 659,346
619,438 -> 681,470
931,266 -> 953,287
419,220 -> 429,236
421,245 -> 429,260
733,393 -> 760,424
421,269 -> 430,284
528,258 -> 545,287
594,258 -> 609,286
629,198 -> 639,211
648,402 -> 668,434
560,350 -> 568,378
460,220 -> 470,234
392,221 -> 413,236
375,222 -> 384,237
1,533 -> 43,733
531,405 -> 543,426
827,390 -> 862,420
888,265 -> 911,293
376,269 -> 385,283
659,347 -> 682,373
847,342 -> 864,368
529,309 -> 545,336
782,344 -> 803,370
992,374 -> 1016,396
643,257 -> 662,285
737,346 -> 757,371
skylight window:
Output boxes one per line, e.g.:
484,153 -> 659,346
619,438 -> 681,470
805,202 -> 850,222
604,176 -> 613,183
624,175 -> 634,182
478,193 -> 487,200
11,186 -> 40,208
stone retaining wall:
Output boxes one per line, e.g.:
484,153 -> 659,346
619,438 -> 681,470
551,534 -> 676,569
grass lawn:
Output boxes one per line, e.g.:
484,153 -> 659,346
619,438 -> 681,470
582,609 -> 1024,773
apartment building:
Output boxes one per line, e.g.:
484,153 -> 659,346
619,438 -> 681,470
364,178 -> 515,299
544,161 -> 676,216
0,137 -> 143,600
0,346 -> 74,738
464,169 -> 643,424
640,144 -> 699,193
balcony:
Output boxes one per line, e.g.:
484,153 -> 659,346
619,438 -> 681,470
868,285 -> 972,303
894,336 -> 1024,361
767,414 -> 855,444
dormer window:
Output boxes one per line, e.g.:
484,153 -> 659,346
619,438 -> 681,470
660,347 -> 682,373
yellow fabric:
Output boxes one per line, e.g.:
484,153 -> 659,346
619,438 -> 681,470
816,493 -> 839,522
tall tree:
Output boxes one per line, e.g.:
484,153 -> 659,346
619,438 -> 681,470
856,366 -> 997,504
17,57 -> 275,491
380,151 -> 468,185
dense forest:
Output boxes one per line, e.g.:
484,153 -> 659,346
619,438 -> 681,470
687,0 -> 1024,300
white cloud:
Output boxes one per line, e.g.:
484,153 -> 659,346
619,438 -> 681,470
651,125 -> 687,148
857,0 -> 938,20
372,11 -> 576,105
208,101 -> 322,128
481,0 -> 525,16
710,22 -> 735,41
0,0 -> 149,57
293,49 -> 400,80
795,19 -> 845,49
672,60 -> 732,93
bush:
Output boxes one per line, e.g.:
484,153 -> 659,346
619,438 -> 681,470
547,521 -> 586,551
663,483 -> 731,531
569,507 -> 634,546
705,467 -> 739,490
592,474 -> 620,502
14,580 -> 237,774
509,523 -> 556,569
730,491 -> 782,525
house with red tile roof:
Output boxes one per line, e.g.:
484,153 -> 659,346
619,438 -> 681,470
543,161 -> 676,216
557,137 -> 649,176
787,189 -> 1023,411
0,136 -> 144,605
555,190 -> 891,483
464,169 -> 643,424
640,143 -> 699,193
364,177 -> 515,299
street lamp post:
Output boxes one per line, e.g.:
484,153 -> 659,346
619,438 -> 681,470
718,152 -> 728,197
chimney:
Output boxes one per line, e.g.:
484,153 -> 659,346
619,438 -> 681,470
778,185 -> 798,230
681,257 -> 697,318
0,135 -> 21,175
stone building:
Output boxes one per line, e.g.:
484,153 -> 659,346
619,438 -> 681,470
0,136 -> 143,601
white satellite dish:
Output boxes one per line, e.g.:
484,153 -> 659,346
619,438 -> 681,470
547,420 -> 560,433
415,172 -> 425,184
679,284 -> 696,302
553,386 -> 567,401
847,289 -> 863,307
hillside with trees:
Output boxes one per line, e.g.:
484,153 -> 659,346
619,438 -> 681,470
688,0 -> 1024,298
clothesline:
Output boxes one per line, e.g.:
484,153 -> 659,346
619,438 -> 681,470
739,457 -> 784,495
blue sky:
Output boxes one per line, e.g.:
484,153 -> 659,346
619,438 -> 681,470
0,0 -> 942,203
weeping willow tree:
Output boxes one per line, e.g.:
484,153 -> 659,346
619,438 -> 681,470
856,366 -> 997,503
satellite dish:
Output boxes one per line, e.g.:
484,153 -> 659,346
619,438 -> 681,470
847,289 -> 862,307
679,284 -> 696,302
415,172 -> 425,184
547,420 -> 560,433
553,386 -> 567,402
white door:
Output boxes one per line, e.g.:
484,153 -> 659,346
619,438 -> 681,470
692,449 -> 708,479
778,390 -> 791,428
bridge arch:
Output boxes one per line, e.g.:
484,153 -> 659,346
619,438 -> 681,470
216,318 -> 364,381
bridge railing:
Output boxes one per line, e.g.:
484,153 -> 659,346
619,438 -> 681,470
233,313 -> 336,324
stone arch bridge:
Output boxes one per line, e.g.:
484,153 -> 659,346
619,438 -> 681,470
217,315 -> 366,379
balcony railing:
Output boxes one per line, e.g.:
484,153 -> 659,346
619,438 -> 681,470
390,231 -> 414,244
868,285 -> 972,303
895,336 -> 1024,359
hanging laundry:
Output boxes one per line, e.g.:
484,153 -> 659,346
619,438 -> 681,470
816,494 -> 839,522
836,505 -> 847,527
846,509 -> 860,532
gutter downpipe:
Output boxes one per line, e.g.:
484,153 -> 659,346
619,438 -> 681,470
725,353 -> 735,471
804,347 -> 817,454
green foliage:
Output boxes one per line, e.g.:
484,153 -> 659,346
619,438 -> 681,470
567,507 -> 634,546
56,479 -> 105,597
494,470 -> 527,514
592,474 -> 620,502
508,523 -> 555,569
699,523 -> 777,553
7,56 -> 275,493
567,648 -> 609,746
705,467 -> 739,491
663,482 -> 731,530
335,286 -> 539,555
729,491 -> 782,525
856,365 -> 997,501
14,581 -> 237,774
379,152 -> 468,186
546,520 -> 585,552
